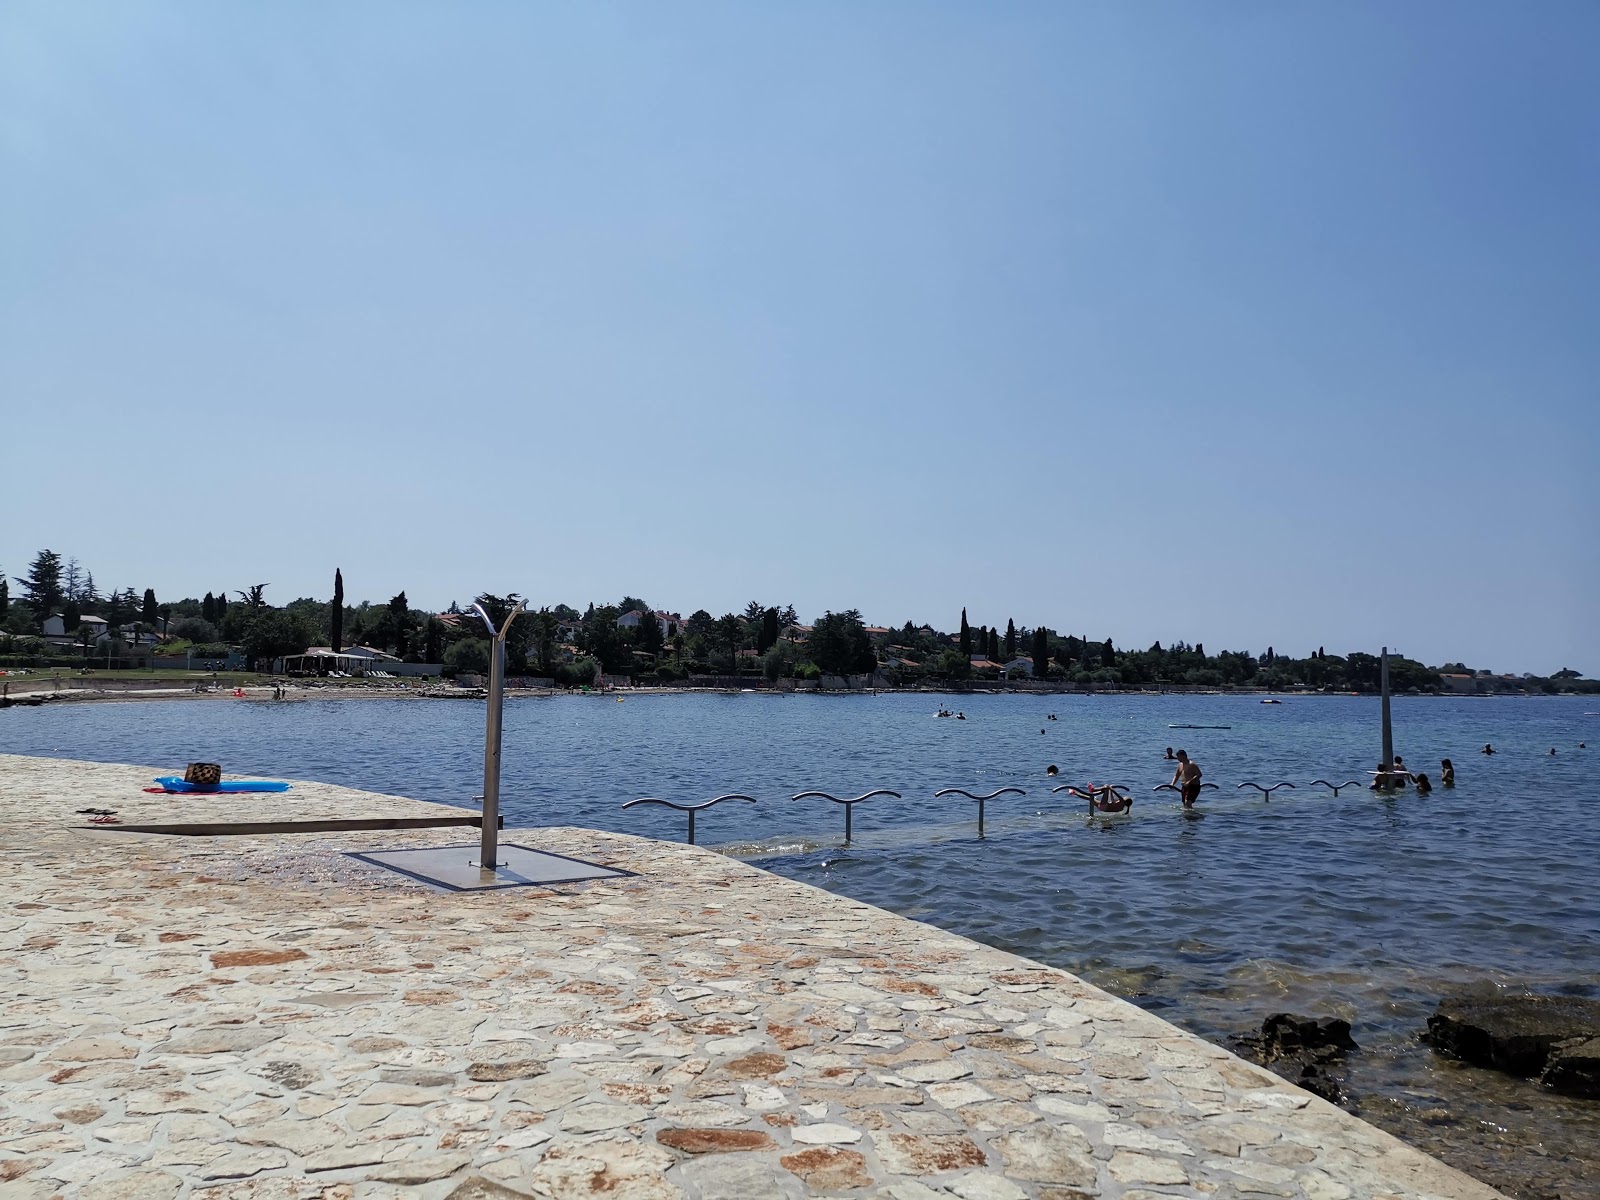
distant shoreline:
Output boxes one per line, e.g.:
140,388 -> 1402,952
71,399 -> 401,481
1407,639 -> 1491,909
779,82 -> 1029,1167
2,679 -> 1583,708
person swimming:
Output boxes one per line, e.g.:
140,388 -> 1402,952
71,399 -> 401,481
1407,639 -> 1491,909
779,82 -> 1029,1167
956,712 -> 965,720
1483,743 -> 1496,755
1414,772 -> 1433,795
1046,765 -> 1059,777
1441,758 -> 1455,787
1163,747 -> 1176,761
1550,747 -> 1557,755
1078,784 -> 1131,813
1170,751 -> 1203,807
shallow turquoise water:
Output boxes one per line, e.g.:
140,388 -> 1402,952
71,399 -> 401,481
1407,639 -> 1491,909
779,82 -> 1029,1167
4,692 -> 1597,1192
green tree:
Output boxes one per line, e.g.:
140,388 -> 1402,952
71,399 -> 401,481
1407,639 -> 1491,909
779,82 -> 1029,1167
635,609 -> 664,655
474,593 -> 532,671
686,609 -> 715,642
1101,638 -> 1116,667
21,550 -> 64,616
1004,619 -> 1017,659
444,637 -> 490,677
959,608 -> 972,657
142,588 -> 158,627
237,584 -> 269,609
757,607 -> 780,654
331,569 -> 344,652
528,608 -> 559,673
742,600 -> 765,624
240,609 -> 316,670
583,605 -> 630,673
1032,626 -> 1050,676
988,627 -> 1000,660
809,610 -> 876,680
202,592 -> 216,623
423,616 -> 445,664
0,574 -> 7,621
716,613 -> 744,669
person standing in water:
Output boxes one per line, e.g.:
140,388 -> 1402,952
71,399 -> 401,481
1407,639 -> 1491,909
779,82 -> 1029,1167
1171,750 -> 1203,807
1441,759 -> 1455,787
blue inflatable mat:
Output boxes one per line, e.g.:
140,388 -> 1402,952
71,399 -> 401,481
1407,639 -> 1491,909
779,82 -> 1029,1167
149,777 -> 292,794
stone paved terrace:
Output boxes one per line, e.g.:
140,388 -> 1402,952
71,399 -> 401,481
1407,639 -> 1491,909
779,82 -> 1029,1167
0,754 -> 1504,1200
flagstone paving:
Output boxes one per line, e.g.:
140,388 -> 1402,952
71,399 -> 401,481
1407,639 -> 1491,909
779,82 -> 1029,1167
0,754 -> 1503,1200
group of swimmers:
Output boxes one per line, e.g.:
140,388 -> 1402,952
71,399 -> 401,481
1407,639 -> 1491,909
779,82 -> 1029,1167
935,709 -> 966,720
1370,755 -> 1445,792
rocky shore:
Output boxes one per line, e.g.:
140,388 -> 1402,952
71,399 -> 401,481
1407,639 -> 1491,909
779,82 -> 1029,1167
0,754 -> 1509,1199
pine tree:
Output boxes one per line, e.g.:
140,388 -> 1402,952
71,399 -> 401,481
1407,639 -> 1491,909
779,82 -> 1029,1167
959,608 -> 972,657
21,550 -> 64,614
331,569 -> 345,652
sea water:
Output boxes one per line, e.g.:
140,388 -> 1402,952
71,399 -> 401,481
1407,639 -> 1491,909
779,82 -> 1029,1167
4,691 -> 1596,1193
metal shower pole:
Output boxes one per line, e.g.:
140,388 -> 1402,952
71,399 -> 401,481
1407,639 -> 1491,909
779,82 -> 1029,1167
471,599 -> 526,869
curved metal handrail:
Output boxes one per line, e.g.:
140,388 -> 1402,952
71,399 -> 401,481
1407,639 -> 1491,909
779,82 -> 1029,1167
1309,779 -> 1363,796
934,786 -> 1026,835
791,789 -> 901,805
1237,781 -> 1296,802
1153,782 -> 1219,792
622,794 -> 756,844
791,789 -> 900,841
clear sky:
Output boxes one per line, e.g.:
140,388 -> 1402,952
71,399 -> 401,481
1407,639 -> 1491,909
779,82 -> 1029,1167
3,1 -> 1596,673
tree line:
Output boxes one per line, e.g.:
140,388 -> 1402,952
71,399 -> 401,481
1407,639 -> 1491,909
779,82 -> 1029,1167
1,548 -> 1592,691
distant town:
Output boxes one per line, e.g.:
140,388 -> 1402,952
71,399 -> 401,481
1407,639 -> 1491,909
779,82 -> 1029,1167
1,550 -> 1593,694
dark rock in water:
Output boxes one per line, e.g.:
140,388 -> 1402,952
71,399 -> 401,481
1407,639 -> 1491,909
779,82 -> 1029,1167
1542,1035 -> 1600,1099
1233,1013 -> 1358,1109
1259,1013 -> 1358,1062
1425,994 -> 1600,1079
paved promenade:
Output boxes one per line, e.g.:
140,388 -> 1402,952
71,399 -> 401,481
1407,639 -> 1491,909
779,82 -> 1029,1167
0,754 -> 1502,1200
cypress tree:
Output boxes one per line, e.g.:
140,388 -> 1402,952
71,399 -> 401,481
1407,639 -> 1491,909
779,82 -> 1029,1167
959,608 -> 972,656
331,569 -> 345,652
216,592 -> 228,618
141,588 -> 158,626
1101,638 -> 1115,667
1032,626 -> 1049,676
987,627 -> 999,660
1004,619 -> 1017,659
0,575 -> 8,620
202,592 -> 215,623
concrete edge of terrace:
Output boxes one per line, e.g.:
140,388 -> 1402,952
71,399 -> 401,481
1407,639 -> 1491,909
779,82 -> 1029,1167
0,753 -> 1504,1200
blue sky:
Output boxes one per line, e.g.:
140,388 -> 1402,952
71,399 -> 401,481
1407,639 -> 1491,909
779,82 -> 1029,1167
3,2 -> 1596,673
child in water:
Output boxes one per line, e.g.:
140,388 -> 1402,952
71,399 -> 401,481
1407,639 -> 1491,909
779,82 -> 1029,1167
1441,759 -> 1455,787
1414,773 -> 1433,795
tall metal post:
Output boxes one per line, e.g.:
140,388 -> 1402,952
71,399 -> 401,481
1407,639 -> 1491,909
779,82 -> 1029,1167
1380,646 -> 1394,769
472,600 -> 525,870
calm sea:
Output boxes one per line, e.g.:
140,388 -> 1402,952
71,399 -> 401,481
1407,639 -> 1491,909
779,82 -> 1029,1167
4,691 -> 1596,1194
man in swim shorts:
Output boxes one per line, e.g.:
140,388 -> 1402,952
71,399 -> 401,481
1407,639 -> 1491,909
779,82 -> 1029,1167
1171,750 -> 1203,806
